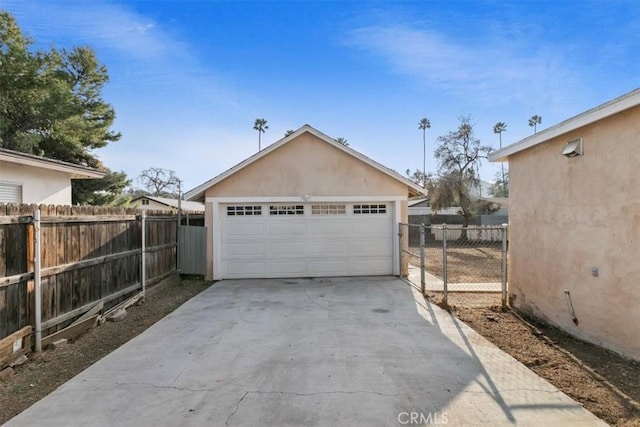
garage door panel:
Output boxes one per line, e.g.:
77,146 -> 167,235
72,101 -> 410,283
223,242 -> 265,258
267,241 -> 307,258
267,261 -> 308,276
310,260 -> 349,275
350,258 -> 392,275
267,221 -> 306,236
220,202 -> 394,278
350,219 -> 392,236
309,240 -> 348,257
348,238 -> 392,256
308,221 -> 348,235
224,222 -> 264,238
224,261 -> 265,277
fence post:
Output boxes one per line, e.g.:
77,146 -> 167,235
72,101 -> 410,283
442,223 -> 448,307
398,223 -> 403,277
419,223 -> 426,294
33,208 -> 42,352
501,223 -> 508,309
141,211 -> 146,298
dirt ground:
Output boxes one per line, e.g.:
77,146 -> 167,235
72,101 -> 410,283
0,277 -> 213,425
426,292 -> 640,426
2,279 -> 638,426
409,245 -> 503,283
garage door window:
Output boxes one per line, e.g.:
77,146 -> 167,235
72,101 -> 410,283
227,206 -> 262,216
269,205 -> 304,215
311,204 -> 346,215
353,204 -> 386,214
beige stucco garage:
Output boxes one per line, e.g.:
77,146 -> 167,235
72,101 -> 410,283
186,125 -> 423,281
489,88 -> 640,360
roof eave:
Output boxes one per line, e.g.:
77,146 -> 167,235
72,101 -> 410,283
0,148 -> 105,179
489,87 -> 640,162
185,124 -> 425,201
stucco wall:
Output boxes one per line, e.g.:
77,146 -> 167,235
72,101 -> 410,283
0,161 -> 72,205
201,133 -> 413,281
508,105 -> 640,360
205,133 -> 408,198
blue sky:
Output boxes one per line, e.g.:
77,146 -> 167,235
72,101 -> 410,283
3,0 -> 639,193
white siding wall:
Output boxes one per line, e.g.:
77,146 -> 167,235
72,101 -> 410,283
0,161 -> 72,205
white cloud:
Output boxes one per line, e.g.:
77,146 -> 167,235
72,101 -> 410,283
6,0 -> 184,62
347,23 -> 580,109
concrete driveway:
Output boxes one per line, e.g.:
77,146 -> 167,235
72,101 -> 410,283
5,277 -> 604,426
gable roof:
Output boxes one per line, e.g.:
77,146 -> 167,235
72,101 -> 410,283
489,87 -> 640,162
132,195 -> 205,212
185,124 -> 425,200
0,148 -> 105,179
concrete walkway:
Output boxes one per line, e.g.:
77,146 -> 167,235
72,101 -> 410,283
5,277 -> 604,426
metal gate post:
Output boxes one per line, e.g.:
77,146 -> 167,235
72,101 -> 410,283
398,223 -> 403,277
419,223 -> 426,294
501,223 -> 508,309
141,211 -> 146,298
442,223 -> 448,306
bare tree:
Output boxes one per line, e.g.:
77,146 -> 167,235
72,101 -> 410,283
430,116 -> 492,239
253,118 -> 268,150
138,167 -> 179,197
528,115 -> 542,133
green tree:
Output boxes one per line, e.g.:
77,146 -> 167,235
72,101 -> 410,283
493,122 -> 508,196
253,118 -> 268,150
418,117 -> 431,188
488,171 -> 509,198
72,170 -> 130,206
0,11 -> 126,204
528,115 -> 542,133
430,116 -> 492,239
284,129 -> 295,137
335,137 -> 349,146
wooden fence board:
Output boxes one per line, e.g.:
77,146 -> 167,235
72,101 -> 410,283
0,203 -> 178,342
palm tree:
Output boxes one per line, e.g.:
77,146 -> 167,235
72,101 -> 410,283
418,118 -> 431,188
284,129 -> 294,137
253,118 -> 269,150
528,115 -> 542,134
493,122 -> 507,195
336,137 -> 349,146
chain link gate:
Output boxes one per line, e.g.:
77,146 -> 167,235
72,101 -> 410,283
399,223 -> 508,308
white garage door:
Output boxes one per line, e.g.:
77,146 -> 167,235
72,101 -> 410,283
220,202 -> 393,278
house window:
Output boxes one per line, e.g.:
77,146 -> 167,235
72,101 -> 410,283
0,182 -> 22,203
141,199 -> 149,205
227,205 -> 262,216
353,204 -> 386,214
311,204 -> 346,215
269,205 -> 304,215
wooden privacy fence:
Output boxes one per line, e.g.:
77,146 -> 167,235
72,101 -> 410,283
0,204 -> 178,363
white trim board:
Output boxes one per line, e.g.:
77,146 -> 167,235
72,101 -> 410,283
206,195 -> 407,203
489,87 -> 640,162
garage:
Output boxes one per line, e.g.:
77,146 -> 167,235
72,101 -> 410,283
185,125 -> 423,281
221,202 -> 393,278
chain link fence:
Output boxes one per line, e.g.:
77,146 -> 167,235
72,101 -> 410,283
400,223 -> 508,307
